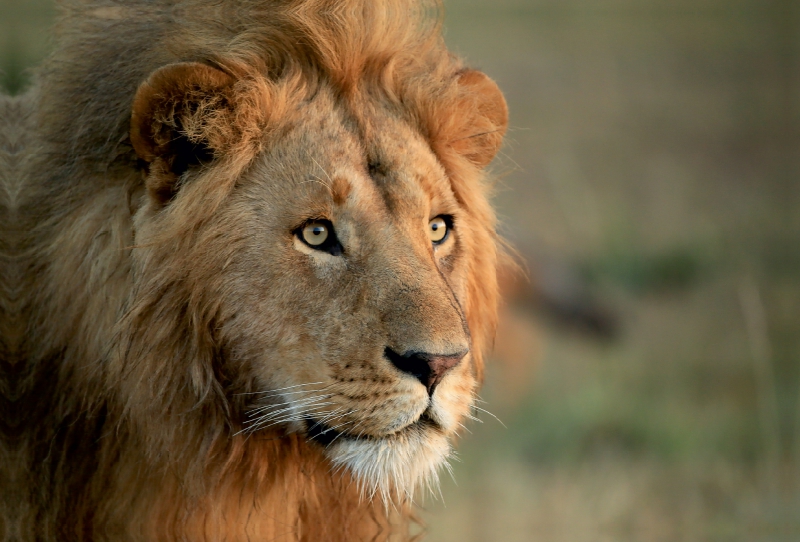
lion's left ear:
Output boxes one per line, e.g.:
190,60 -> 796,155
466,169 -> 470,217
130,62 -> 236,204
449,70 -> 508,168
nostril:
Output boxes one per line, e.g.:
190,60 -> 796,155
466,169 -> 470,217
384,347 -> 431,385
384,347 -> 467,396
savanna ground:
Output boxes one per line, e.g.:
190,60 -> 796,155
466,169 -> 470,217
2,1 -> 799,541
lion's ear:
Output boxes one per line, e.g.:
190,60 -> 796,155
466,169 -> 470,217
450,70 -> 508,168
130,62 -> 236,204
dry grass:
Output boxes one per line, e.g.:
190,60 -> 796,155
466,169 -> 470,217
425,458 -> 799,542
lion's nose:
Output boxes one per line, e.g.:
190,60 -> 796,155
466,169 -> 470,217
384,347 -> 468,396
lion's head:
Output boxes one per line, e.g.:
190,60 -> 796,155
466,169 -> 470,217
94,1 -> 506,506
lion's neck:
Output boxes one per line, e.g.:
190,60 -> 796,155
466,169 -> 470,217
94,434 -> 413,541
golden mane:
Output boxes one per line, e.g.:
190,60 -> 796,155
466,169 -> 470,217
9,1 -> 507,539
35,0 -> 501,363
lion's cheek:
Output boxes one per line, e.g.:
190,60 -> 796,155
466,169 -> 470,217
428,362 -> 476,433
229,312 -> 328,388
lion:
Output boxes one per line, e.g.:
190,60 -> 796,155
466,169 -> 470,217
11,1 -> 508,540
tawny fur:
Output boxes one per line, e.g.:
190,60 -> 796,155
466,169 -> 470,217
1,93 -> 37,542
4,1 -> 507,540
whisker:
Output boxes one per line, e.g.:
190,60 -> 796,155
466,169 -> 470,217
316,407 -> 346,423
320,418 -> 355,437
300,176 -> 335,196
233,381 -> 325,396
246,398 -> 333,418
310,157 -> 334,185
249,393 -> 332,409
472,405 -> 507,428
244,410 -> 323,433
318,411 -> 358,434
248,393 -> 332,410
245,403 -> 334,429
325,420 -> 357,449
247,401 -> 333,422
245,387 -> 333,400
306,407 -> 347,432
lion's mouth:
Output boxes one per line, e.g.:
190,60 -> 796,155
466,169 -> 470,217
304,413 -> 436,446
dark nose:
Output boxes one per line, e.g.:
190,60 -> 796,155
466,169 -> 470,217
384,347 -> 468,396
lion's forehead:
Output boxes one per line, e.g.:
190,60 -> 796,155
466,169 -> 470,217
252,93 -> 458,228
326,102 -> 454,212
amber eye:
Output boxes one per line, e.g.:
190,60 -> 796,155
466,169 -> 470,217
428,216 -> 449,244
295,219 -> 343,256
302,221 -> 329,246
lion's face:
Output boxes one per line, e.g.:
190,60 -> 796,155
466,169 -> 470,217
213,91 -> 473,497
129,62 -> 506,500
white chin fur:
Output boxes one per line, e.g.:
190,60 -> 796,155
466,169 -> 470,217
326,425 -> 452,503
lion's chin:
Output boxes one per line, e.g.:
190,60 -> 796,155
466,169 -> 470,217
308,417 -> 453,503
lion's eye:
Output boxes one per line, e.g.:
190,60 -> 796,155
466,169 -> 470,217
296,219 -> 343,256
428,216 -> 449,244
302,222 -> 329,246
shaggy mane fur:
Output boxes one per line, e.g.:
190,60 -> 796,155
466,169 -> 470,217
3,1 -> 507,540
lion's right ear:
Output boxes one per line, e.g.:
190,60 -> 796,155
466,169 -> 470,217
131,62 -> 236,204
448,70 -> 508,168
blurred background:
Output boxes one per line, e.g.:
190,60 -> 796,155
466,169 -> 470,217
2,0 -> 798,540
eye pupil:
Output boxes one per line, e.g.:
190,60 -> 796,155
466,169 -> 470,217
302,222 -> 329,246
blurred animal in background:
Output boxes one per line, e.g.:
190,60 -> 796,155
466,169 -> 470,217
491,247 -> 618,405
6,1 -> 509,540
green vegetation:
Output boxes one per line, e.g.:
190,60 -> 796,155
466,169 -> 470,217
0,0 -> 55,94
